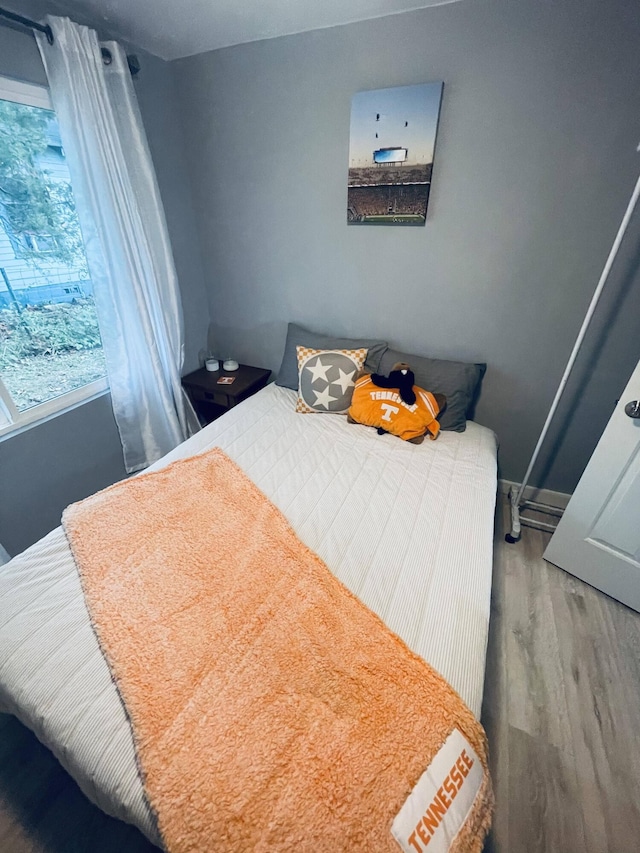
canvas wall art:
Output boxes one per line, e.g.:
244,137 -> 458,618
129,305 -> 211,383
347,82 -> 444,226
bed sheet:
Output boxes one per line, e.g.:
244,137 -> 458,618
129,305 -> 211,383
0,383 -> 497,847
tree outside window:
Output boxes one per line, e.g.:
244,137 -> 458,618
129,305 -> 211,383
0,78 -> 107,431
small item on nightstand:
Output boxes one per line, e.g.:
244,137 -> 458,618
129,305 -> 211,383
205,358 -> 220,372
217,376 -> 235,385
223,359 -> 239,371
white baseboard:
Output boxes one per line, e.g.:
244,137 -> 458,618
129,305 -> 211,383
498,479 -> 572,510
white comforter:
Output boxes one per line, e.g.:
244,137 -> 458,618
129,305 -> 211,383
0,384 -> 497,848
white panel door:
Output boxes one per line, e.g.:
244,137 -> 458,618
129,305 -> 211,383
544,358 -> 640,612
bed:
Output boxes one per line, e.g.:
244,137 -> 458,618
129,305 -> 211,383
0,357 -> 497,849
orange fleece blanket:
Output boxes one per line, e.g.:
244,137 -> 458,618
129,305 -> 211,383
63,448 -> 493,853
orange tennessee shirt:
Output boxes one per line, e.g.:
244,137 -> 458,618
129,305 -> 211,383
349,375 -> 441,441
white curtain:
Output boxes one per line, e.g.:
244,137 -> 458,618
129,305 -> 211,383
36,17 -> 199,473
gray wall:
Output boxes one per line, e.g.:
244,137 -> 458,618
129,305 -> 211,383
0,396 -> 128,556
174,0 -> 640,493
0,11 -> 210,554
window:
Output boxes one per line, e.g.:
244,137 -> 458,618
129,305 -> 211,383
0,76 -> 107,438
17,232 -> 58,254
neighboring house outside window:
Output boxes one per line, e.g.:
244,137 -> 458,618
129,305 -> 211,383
0,75 -> 108,437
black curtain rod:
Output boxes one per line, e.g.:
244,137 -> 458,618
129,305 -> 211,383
0,6 -> 53,43
0,6 -> 140,75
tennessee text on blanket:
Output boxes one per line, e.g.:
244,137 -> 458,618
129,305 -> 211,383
62,447 -> 493,852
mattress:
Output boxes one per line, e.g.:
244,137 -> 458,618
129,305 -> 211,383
0,383 -> 497,848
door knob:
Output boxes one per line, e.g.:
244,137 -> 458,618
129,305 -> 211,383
624,400 -> 640,418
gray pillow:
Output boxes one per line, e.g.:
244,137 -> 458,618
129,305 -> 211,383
276,323 -> 388,390
377,349 -> 486,432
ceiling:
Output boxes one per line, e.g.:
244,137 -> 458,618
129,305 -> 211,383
52,0 -> 463,61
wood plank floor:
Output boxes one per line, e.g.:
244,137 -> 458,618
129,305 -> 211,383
483,498 -> 640,853
1,495 -> 639,852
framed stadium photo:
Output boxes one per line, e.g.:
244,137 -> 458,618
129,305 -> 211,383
347,82 -> 443,226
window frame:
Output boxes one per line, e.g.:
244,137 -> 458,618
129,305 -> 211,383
0,74 -> 108,441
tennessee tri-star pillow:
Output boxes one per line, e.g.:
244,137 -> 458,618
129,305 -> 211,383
295,346 -> 368,414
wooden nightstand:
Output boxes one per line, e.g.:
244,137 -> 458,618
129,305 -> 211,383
182,364 -> 271,425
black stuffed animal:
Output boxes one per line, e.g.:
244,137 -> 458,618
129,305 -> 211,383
371,362 -> 417,405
